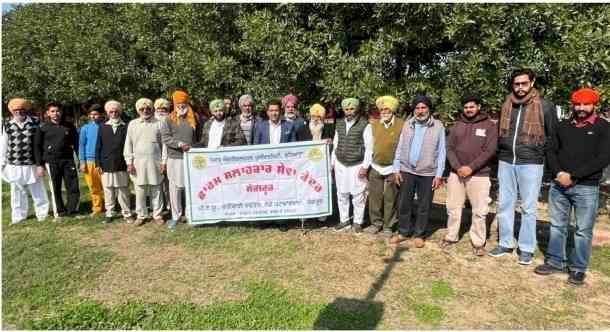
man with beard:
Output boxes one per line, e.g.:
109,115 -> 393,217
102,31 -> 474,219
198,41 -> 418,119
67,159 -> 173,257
1,98 -> 50,224
96,100 -> 135,224
236,94 -> 259,145
390,95 -> 446,248
160,91 -> 200,230
154,98 -> 171,213
282,94 -> 307,141
488,69 -> 558,265
534,88 -> 610,285
332,98 -> 371,233
254,99 -> 297,145
198,99 -> 246,148
302,103 -> 334,142
364,96 -> 404,237
441,94 -> 497,256
35,101 -> 80,219
124,98 -> 165,226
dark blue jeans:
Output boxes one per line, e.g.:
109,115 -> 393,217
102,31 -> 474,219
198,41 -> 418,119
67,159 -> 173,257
546,183 -> 599,273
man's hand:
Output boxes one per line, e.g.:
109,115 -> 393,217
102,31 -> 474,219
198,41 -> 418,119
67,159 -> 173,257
160,163 -> 167,173
36,166 -> 45,177
96,167 -> 103,175
80,164 -> 87,173
180,143 -> 191,152
432,176 -> 444,190
358,167 -> 368,179
457,165 -> 473,178
324,138 -> 332,145
556,171 -> 573,188
393,172 -> 403,186
127,164 -> 136,174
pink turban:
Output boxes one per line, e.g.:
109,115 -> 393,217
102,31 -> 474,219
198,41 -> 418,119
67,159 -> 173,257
281,94 -> 299,108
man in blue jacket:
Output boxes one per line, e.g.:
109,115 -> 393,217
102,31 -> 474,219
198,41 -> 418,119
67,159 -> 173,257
79,104 -> 105,216
254,99 -> 297,145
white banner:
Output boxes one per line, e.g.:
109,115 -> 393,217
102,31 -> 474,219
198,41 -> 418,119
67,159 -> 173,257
183,141 -> 332,225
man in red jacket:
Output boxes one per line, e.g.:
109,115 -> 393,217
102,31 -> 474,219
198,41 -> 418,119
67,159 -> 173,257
442,94 -> 498,256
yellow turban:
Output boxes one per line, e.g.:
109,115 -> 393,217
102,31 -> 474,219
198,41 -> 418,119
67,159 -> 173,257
135,98 -> 153,111
375,96 -> 399,113
309,103 -> 326,118
8,98 -> 32,111
154,98 -> 170,110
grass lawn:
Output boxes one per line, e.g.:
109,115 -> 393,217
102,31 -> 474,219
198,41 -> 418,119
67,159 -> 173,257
2,179 -> 610,329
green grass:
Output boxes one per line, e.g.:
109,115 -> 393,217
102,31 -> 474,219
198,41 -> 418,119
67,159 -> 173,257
409,303 -> 446,325
591,246 -> 610,277
430,280 -> 456,300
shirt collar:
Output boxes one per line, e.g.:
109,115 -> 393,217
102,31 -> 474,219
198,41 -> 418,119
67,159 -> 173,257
379,116 -> 394,128
105,119 -> 125,126
571,112 -> 598,128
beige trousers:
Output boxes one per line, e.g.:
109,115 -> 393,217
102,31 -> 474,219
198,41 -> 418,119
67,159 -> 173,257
103,185 -> 132,218
445,173 -> 491,247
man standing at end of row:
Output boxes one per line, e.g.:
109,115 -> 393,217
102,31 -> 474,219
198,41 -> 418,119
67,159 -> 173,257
332,98 -> 371,233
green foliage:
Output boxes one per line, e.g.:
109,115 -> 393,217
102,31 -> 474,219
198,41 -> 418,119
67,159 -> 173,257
590,246 -> 610,277
3,3 -> 610,119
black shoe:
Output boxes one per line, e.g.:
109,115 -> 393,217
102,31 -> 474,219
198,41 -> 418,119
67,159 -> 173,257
103,216 -> 112,224
334,222 -> 351,231
568,271 -> 586,286
488,245 -> 514,257
534,263 -> 566,275
278,223 -> 289,232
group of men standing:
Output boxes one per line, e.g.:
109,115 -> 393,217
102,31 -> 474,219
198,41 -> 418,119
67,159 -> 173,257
2,68 -> 609,286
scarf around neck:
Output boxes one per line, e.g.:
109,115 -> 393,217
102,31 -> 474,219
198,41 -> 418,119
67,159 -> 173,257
499,88 -> 545,145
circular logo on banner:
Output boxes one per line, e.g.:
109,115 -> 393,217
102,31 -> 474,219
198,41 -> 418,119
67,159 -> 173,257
192,155 -> 208,169
307,147 -> 323,163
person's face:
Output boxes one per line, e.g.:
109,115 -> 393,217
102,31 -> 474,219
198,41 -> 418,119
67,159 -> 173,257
47,106 -> 62,122
212,109 -> 225,121
344,106 -> 356,121
267,105 -> 281,123
9,107 -> 27,122
573,102 -> 595,120
512,74 -> 534,98
139,106 -> 153,119
155,107 -> 169,118
463,101 -> 481,119
176,103 -> 188,116
284,102 -> 297,118
89,110 -> 102,123
414,103 -> 430,121
223,99 -> 232,111
240,101 -> 254,116
310,115 -> 322,123
380,106 -> 393,122
107,107 -> 121,119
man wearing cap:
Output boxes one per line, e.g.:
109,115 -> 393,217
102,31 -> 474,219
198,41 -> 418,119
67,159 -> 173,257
442,94 -> 497,256
124,98 -> 166,226
390,95 -> 446,248
534,87 -> 610,285
332,98 -> 371,233
160,91 -> 200,230
79,104 -> 105,217
364,96 -> 405,237
236,94 -> 259,145
254,99 -> 297,145
1,98 -> 50,224
198,99 -> 247,148
96,100 -> 135,224
154,97 -> 172,213
35,101 -> 81,219
282,94 -> 307,141
488,69 -> 559,265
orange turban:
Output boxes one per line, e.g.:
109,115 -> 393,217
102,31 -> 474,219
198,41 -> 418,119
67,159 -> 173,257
173,90 -> 190,104
8,98 -> 32,111
571,88 -> 600,105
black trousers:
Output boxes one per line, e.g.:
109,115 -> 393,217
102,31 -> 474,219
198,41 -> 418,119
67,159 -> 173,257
47,160 -> 80,215
397,172 -> 434,238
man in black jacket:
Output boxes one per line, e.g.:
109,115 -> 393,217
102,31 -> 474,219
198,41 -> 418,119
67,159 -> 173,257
534,87 -> 610,285
35,101 -> 80,219
488,69 -> 559,265
95,100 -> 134,224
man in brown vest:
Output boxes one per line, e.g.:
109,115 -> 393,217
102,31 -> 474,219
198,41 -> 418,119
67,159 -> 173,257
365,96 -> 404,237
390,95 -> 446,248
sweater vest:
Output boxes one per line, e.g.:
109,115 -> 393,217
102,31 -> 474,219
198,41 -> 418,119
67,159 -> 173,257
3,118 -> 38,165
372,118 -> 404,166
399,118 -> 443,176
335,116 -> 368,166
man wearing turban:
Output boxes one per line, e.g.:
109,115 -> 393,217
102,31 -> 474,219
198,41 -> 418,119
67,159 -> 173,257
154,97 -> 172,214
489,69 -> 559,265
160,90 -> 201,230
96,100 -> 135,224
1,98 -> 50,224
282,94 -> 308,141
124,97 -> 166,226
390,95 -> 446,249
237,94 -> 259,145
363,96 -> 404,237
331,98 -> 372,233
197,99 -> 246,148
534,87 -> 610,286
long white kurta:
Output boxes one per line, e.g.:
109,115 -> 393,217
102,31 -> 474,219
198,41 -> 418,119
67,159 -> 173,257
123,117 -> 164,186
331,120 -> 373,195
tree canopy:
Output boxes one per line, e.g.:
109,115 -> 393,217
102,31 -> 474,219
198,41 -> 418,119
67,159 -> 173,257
3,3 -> 610,119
